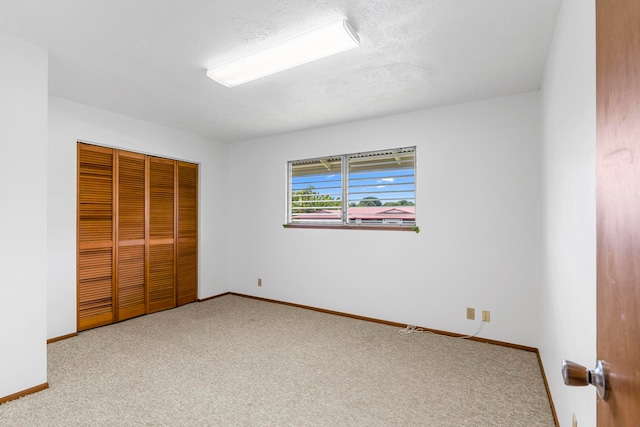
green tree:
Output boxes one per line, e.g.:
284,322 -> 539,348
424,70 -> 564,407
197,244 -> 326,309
291,186 -> 341,213
383,200 -> 415,207
358,196 -> 382,207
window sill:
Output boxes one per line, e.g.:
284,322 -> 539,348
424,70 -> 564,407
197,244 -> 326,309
284,224 -> 419,233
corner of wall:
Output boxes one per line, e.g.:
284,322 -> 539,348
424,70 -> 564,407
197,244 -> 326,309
538,0 -> 597,425
0,31 -> 49,400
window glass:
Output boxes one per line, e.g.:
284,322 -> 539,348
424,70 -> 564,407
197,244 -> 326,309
290,157 -> 342,224
288,147 -> 416,228
347,149 -> 415,225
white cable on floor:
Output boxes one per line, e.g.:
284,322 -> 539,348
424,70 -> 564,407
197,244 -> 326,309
398,320 -> 484,340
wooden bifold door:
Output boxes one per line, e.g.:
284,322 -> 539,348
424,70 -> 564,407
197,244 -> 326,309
77,143 -> 198,331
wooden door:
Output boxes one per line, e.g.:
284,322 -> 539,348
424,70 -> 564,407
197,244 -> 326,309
596,0 -> 640,424
147,156 -> 176,313
177,162 -> 198,306
116,150 -> 147,321
77,144 -> 115,330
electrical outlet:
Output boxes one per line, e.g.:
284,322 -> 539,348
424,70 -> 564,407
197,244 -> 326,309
466,307 -> 475,320
572,413 -> 577,427
258,278 -> 262,287
482,310 -> 490,322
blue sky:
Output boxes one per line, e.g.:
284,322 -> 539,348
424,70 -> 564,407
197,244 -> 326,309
292,168 -> 415,204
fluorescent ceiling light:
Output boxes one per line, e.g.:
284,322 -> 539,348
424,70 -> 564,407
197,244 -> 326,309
207,18 -> 360,88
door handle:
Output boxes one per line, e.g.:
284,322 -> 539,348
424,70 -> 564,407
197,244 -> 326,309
561,359 -> 608,400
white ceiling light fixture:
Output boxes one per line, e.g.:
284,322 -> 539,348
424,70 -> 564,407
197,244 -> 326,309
207,18 -> 360,88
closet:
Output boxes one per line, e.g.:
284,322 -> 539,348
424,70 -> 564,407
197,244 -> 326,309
77,143 -> 198,331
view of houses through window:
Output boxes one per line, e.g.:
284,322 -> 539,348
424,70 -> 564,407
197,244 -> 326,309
288,147 -> 416,227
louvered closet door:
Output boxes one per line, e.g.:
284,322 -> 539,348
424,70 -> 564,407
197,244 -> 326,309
117,151 -> 146,321
77,144 -> 115,331
147,157 -> 176,313
177,162 -> 198,306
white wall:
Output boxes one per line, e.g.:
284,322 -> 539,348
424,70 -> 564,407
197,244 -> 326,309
228,92 -> 541,346
539,0 -> 596,425
0,33 -> 48,398
47,97 -> 229,340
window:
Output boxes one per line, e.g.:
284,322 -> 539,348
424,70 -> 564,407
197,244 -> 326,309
287,147 -> 416,230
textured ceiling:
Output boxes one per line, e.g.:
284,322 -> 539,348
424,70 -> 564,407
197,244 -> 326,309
0,0 -> 562,143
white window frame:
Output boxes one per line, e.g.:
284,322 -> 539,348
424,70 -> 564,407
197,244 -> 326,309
286,147 -> 418,232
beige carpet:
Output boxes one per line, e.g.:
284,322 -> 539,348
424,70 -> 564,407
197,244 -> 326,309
0,295 -> 555,426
